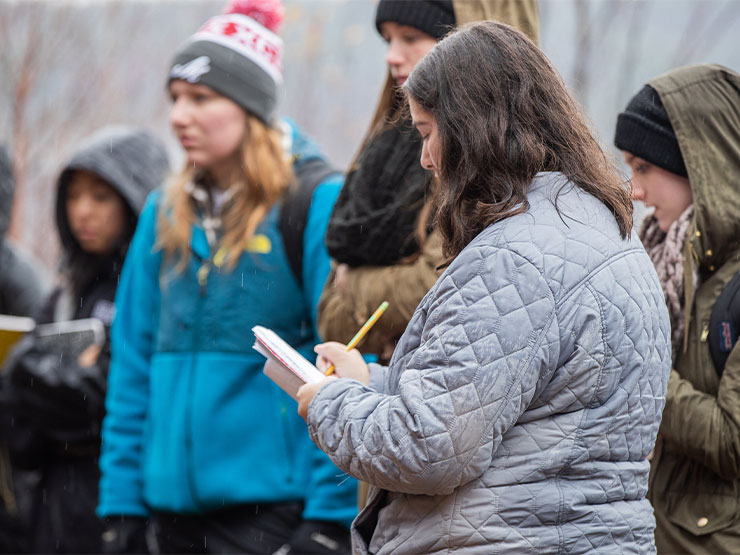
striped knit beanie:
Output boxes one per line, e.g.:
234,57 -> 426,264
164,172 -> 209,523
168,0 -> 284,125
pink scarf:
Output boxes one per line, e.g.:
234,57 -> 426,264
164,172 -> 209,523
639,205 -> 696,360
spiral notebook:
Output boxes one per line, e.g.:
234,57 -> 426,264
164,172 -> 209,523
252,325 -> 325,401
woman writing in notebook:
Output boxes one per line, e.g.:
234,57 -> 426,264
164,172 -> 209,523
318,0 -> 539,364
299,21 -> 672,553
96,2 -> 355,553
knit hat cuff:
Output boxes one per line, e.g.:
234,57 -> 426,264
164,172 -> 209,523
375,0 -> 455,40
615,112 -> 688,177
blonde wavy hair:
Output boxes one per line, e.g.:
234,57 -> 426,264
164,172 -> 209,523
157,114 -> 294,271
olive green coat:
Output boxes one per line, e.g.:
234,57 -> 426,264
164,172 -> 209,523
647,64 -> 740,554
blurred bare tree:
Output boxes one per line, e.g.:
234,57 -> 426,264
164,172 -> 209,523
0,2 -> 194,265
540,0 -> 740,164
0,0 -> 381,269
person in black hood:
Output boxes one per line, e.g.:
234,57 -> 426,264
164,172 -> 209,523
0,126 -> 169,554
0,143 -> 48,318
0,144 -> 49,555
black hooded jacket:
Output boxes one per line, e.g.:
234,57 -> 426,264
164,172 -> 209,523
0,127 -> 168,554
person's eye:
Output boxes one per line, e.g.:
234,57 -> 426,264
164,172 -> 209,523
194,94 -> 210,103
403,30 -> 424,42
635,163 -> 650,175
92,189 -> 113,202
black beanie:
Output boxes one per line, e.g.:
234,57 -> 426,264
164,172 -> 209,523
375,0 -> 456,40
614,84 -> 688,177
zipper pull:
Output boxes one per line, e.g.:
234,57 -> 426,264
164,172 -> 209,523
700,322 -> 709,342
197,263 -> 210,295
213,246 -> 228,269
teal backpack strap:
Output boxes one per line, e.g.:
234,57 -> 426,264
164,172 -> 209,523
279,156 -> 341,287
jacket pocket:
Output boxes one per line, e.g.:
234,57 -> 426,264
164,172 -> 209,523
352,487 -> 387,554
654,447 -> 740,537
664,490 -> 740,536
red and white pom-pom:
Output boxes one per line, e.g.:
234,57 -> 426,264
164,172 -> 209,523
224,0 -> 284,33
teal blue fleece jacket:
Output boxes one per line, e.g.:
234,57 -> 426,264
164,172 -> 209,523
97,122 -> 356,528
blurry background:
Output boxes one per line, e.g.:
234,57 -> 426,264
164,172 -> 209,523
2,0 -> 739,270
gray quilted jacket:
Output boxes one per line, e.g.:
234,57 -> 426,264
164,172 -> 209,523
308,173 -> 672,554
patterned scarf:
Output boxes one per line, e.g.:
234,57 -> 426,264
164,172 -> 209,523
185,177 -> 237,251
639,205 -> 696,360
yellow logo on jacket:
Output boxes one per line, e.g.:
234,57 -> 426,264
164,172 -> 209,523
212,235 -> 272,268
245,235 -> 272,254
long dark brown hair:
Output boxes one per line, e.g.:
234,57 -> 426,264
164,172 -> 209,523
404,21 -> 632,260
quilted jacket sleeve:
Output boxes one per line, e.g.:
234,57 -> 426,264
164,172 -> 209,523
307,243 -> 560,495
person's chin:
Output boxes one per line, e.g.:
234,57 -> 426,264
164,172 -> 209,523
79,240 -> 104,255
656,218 -> 671,233
185,155 -> 207,169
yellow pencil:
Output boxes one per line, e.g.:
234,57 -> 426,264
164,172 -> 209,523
324,301 -> 389,376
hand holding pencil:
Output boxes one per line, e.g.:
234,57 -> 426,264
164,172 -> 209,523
323,301 -> 389,376
299,302 -> 388,420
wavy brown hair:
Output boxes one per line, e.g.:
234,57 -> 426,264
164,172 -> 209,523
404,21 -> 632,260
157,114 -> 294,271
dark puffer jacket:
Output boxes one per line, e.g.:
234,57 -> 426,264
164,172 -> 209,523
0,127 -> 168,554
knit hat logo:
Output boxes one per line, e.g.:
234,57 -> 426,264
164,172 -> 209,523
193,14 -> 282,84
170,56 -> 212,84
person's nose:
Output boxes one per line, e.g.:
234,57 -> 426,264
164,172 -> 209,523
170,97 -> 191,129
71,194 -> 95,221
420,142 -> 435,171
385,39 -> 404,68
630,178 -> 645,202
